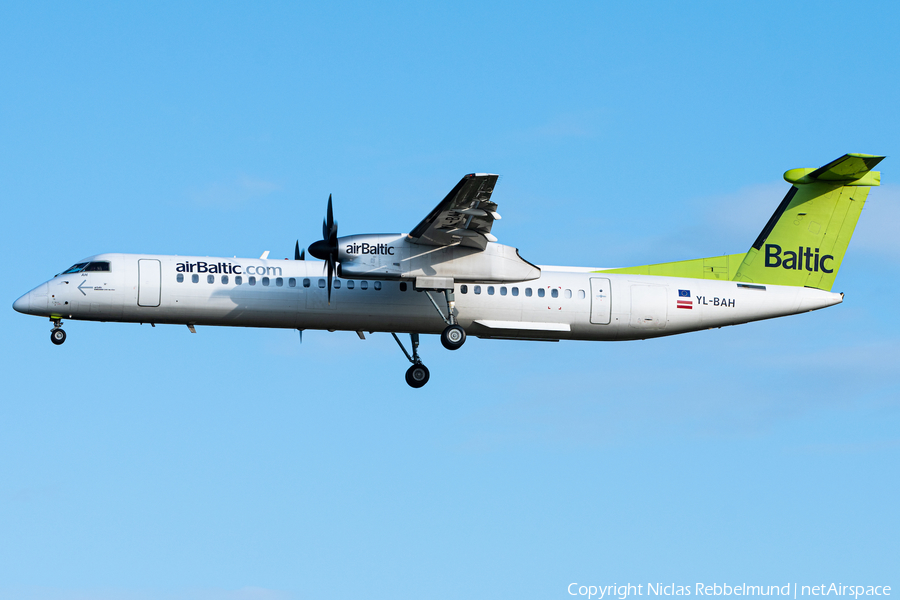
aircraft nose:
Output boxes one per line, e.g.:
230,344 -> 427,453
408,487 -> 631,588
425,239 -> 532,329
13,292 -> 31,314
13,282 -> 48,316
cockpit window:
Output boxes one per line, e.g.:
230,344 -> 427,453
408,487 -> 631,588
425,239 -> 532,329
62,263 -> 88,274
84,261 -> 111,272
61,261 -> 110,274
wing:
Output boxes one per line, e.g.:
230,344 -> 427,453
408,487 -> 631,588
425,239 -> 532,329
407,173 -> 501,250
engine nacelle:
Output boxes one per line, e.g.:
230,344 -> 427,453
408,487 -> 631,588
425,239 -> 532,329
337,234 -> 406,278
336,234 -> 540,283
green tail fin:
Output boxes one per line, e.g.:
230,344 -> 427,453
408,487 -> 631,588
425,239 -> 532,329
733,153 -> 884,291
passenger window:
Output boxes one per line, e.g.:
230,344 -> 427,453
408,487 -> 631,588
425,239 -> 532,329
347,280 -> 354,289
512,287 -> 519,297
474,285 -> 481,295
578,289 -> 585,299
538,288 -> 545,298
303,278 -> 310,288
276,277 -> 283,287
262,277 -> 270,286
400,282 -> 407,292
249,276 -> 256,286
334,280 -> 341,289
460,285 -> 468,294
525,288 -> 532,297
222,275 -> 229,284
500,287 -> 507,296
207,275 -> 214,284
374,281 -> 382,290
177,273 -> 184,283
361,281 -> 368,290
192,274 -> 199,283
551,289 -> 559,298
318,279 -> 325,288
289,278 -> 296,287
488,286 -> 495,295
564,289 -> 572,299
235,276 -> 242,285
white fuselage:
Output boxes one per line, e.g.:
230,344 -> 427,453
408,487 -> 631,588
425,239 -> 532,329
14,252 -> 843,341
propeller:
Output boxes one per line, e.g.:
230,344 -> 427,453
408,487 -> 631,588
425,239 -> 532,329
294,241 -> 305,261
308,194 -> 338,303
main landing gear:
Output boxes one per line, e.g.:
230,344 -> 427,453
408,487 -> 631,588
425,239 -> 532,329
406,363 -> 430,388
50,318 -> 66,345
421,288 -> 467,351
392,333 -> 430,388
392,285 -> 469,388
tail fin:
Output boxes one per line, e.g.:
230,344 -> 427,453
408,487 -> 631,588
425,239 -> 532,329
733,153 -> 884,290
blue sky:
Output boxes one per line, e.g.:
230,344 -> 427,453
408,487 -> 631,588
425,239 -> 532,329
1,2 -> 898,599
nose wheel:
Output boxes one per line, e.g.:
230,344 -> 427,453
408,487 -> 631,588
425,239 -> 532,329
50,319 -> 66,345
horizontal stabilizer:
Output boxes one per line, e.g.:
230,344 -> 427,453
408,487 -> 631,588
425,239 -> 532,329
784,153 -> 884,186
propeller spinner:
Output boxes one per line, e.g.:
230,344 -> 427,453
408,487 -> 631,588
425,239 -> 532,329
308,194 -> 339,303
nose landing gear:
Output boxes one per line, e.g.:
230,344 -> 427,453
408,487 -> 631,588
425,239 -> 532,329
50,318 -> 66,345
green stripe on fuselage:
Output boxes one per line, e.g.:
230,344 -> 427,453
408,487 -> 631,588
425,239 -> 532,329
594,253 -> 746,280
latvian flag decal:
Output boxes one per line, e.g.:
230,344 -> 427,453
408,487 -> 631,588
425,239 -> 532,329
677,289 -> 692,309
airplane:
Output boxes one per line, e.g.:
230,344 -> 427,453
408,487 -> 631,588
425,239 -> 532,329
13,153 -> 884,388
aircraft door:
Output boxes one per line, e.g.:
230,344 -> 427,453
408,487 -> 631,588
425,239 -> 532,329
589,277 -> 611,324
137,259 -> 161,307
629,284 -> 667,329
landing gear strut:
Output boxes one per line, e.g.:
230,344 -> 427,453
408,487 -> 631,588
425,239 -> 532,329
422,288 -> 467,351
50,318 -> 66,345
392,332 -> 430,388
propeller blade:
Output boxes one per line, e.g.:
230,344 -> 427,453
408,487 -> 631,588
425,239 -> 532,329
326,194 -> 334,234
294,241 -> 303,260
307,193 -> 340,304
326,256 -> 334,304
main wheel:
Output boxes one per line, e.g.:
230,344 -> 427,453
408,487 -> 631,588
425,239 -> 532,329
440,324 -> 466,351
405,364 -> 430,388
50,329 -> 66,345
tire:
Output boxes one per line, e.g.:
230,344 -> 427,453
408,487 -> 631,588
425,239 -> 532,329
440,324 -> 466,351
50,329 -> 66,345
405,364 -> 430,388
